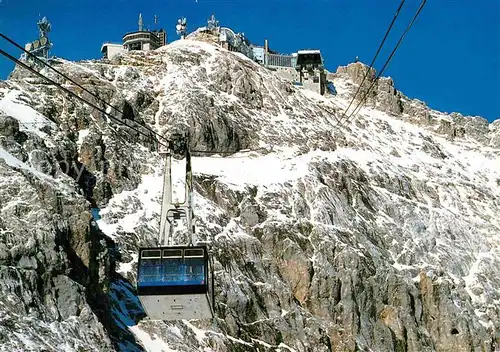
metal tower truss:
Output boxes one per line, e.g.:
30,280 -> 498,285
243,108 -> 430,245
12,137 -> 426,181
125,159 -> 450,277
158,139 -> 195,247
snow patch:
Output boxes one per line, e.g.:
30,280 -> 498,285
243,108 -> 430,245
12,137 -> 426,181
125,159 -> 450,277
0,89 -> 55,139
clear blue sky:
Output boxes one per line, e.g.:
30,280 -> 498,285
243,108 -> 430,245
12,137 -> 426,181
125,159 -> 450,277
0,1 -> 498,122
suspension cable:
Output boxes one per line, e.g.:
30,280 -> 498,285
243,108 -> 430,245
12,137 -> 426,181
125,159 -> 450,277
336,0 -> 406,126
0,35 -> 273,156
338,0 -> 427,128
0,48 -> 169,148
337,0 -> 427,130
0,32 -> 171,145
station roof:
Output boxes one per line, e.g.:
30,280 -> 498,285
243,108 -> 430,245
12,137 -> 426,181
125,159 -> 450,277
297,49 -> 322,55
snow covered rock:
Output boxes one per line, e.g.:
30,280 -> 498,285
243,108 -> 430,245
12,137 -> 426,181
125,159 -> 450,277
0,37 -> 499,351
490,120 -> 500,147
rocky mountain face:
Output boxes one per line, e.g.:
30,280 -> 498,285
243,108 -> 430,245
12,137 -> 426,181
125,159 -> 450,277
0,38 -> 499,352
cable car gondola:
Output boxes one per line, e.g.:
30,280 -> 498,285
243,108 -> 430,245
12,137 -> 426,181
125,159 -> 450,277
137,245 -> 214,320
137,139 -> 215,321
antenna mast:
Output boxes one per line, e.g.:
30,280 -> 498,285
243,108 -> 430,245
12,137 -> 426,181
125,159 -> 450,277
138,13 -> 144,31
207,13 -> 219,31
176,17 -> 188,39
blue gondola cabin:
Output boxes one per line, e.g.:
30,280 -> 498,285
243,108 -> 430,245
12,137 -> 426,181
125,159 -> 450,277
137,245 -> 214,320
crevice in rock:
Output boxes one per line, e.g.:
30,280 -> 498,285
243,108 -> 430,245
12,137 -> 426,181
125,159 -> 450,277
409,292 -> 417,323
53,227 -> 88,289
53,144 -> 126,348
122,101 -> 135,121
333,278 -> 342,306
401,326 -> 409,352
308,261 -> 315,292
